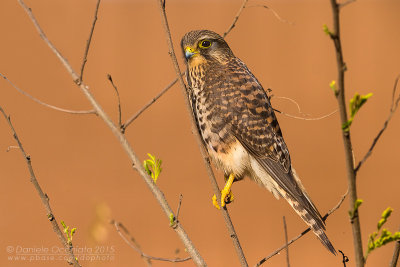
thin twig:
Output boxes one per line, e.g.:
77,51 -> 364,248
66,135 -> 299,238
328,1 -> 364,266
389,226 -> 400,267
121,74 -> 182,132
283,216 -> 290,267
276,109 -> 337,121
223,0 -> 249,37
112,220 -> 191,263
18,1 -> 205,265
176,194 -> 183,222
0,106 -> 81,267
355,75 -> 400,173
0,73 -> 96,115
339,0 -> 356,9
246,4 -> 294,25
156,0 -> 247,266
255,189 -> 348,266
79,0 -> 101,83
107,74 -> 122,129
6,146 -> 19,152
272,95 -> 337,121
339,250 -> 349,267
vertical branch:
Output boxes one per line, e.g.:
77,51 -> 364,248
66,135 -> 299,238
155,1 -> 248,266
328,1 -> 364,266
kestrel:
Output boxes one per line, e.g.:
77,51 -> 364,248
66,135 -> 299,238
181,30 -> 336,254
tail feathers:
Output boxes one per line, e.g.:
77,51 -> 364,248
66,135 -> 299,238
285,192 -> 337,255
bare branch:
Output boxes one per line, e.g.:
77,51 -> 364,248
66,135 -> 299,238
112,220 -> 191,263
121,74 -> 181,132
223,0 -> 249,37
339,250 -> 349,267
107,74 -> 122,129
272,95 -> 337,121
389,226 -> 400,267
355,75 -> 400,173
328,0 -> 364,265
283,216 -> 290,267
0,106 -> 81,267
6,146 -> 19,152
339,0 -> 356,9
276,108 -> 337,121
18,1 -> 205,265
79,0 -> 101,82
176,194 -> 183,222
255,189 -> 348,266
246,4 -> 294,25
155,1 -> 247,266
0,73 -> 96,115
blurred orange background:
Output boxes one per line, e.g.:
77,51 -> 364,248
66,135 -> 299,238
1,0 -> 399,266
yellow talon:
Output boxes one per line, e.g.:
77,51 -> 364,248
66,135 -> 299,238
221,173 -> 235,207
212,174 -> 235,209
212,194 -> 220,209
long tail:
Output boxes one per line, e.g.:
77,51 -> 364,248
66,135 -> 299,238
284,168 -> 336,255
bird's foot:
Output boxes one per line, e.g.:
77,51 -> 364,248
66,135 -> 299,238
212,173 -> 235,209
212,191 -> 234,209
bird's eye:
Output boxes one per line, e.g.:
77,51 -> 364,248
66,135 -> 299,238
199,40 -> 212,48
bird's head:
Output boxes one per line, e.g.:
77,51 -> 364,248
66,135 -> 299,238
181,30 -> 234,66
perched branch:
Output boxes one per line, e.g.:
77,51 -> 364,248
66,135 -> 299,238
0,73 -> 96,115
112,220 -> 191,263
283,216 -> 290,267
355,75 -> 400,173
156,1 -> 248,266
328,1 -> 364,266
0,106 -> 81,267
79,0 -> 101,83
389,226 -> 400,267
255,189 -> 348,266
18,1 -> 205,265
107,74 -> 122,129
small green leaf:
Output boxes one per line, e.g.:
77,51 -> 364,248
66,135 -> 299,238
349,93 -> 373,117
169,213 -> 175,226
365,208 -> 400,260
323,24 -> 332,36
329,80 -> 337,94
342,118 -> 353,132
343,93 -> 373,132
381,207 -> 393,220
71,228 -> 77,237
143,153 -> 163,183
349,199 -> 363,219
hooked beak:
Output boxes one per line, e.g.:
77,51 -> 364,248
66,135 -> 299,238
184,46 -> 198,60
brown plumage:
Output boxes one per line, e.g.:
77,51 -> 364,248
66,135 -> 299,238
181,29 -> 336,254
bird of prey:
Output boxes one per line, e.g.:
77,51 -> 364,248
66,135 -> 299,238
180,29 -> 336,254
